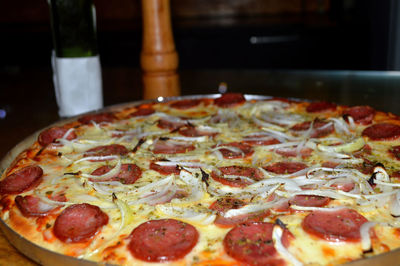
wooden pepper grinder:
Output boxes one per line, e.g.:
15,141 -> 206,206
141,0 -> 180,99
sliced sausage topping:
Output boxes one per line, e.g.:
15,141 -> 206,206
157,119 -> 186,131
152,139 -> 195,154
214,93 -> 246,108
128,219 -> 199,262
291,120 -> 334,138
389,145 -> 400,160
217,142 -> 254,159
53,203 -> 108,243
38,127 -> 76,146
289,195 -> 331,207
264,162 -> 307,175
302,208 -> 368,242
149,161 -> 181,175
178,125 -> 218,137
306,101 -> 337,113
362,123 -> 400,140
211,166 -> 263,188
84,144 -> 129,160
78,113 -> 115,124
15,195 -> 56,217
343,106 -> 375,125
170,99 -> 202,109
275,147 -> 313,158
90,164 -> 142,184
223,222 -> 291,265
243,135 -> 280,146
210,198 -> 269,227
129,107 -> 155,117
0,166 -> 43,195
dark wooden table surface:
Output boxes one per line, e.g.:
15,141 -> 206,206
2,66 -> 400,264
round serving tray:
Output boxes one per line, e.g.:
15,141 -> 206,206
1,94 -> 400,266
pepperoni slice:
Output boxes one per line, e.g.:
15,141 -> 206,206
84,144 -> 129,159
391,171 -> 400,179
210,198 -> 269,227
129,107 -> 155,117
153,140 -> 195,154
53,203 -> 108,243
15,195 -> 56,217
38,127 -> 76,146
210,198 -> 246,213
50,192 -> 67,202
267,97 -> 293,104
243,135 -> 280,146
90,164 -> 142,184
353,144 -> 372,158
302,208 -> 368,242
343,106 -> 375,125
150,161 -> 180,175
362,123 -> 400,140
355,159 -> 375,175
306,101 -> 337,113
211,166 -> 263,188
321,161 -> 340,168
178,126 -> 218,137
217,142 -> 254,159
157,119 -> 186,130
331,181 -> 355,192
275,147 -> 313,158
214,93 -> 246,108
389,146 -> 400,160
223,222 -> 290,266
291,120 -> 334,138
78,113 -> 115,124
0,165 -> 43,195
128,219 -> 199,262
170,99 -> 202,109
271,199 -> 291,213
289,195 -> 331,207
264,162 -> 307,175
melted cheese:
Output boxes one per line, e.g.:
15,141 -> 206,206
2,97 -> 400,265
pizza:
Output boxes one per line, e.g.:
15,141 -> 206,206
1,93 -> 400,265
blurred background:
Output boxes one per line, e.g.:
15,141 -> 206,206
1,0 -> 400,142
1,0 -> 399,71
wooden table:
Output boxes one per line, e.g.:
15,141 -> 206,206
2,67 -> 400,264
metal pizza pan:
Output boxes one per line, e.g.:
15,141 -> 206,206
0,94 -> 399,265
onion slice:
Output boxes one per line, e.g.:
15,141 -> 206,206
178,169 -> 206,202
81,160 -> 122,180
169,136 -> 208,142
252,117 -> 285,131
156,205 -> 216,225
155,161 -> 206,169
317,137 -> 365,153
360,222 -> 376,252
291,189 -> 347,199
245,178 -> 301,193
261,128 -> 298,141
272,225 -> 303,266
290,205 -> 346,212
73,155 -> 119,164
60,128 -> 76,141
390,191 -> 400,217
329,118 -> 351,135
113,194 -> 135,232
372,165 -> 390,182
223,201 -> 278,218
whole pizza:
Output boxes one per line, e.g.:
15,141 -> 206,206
1,93 -> 400,265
